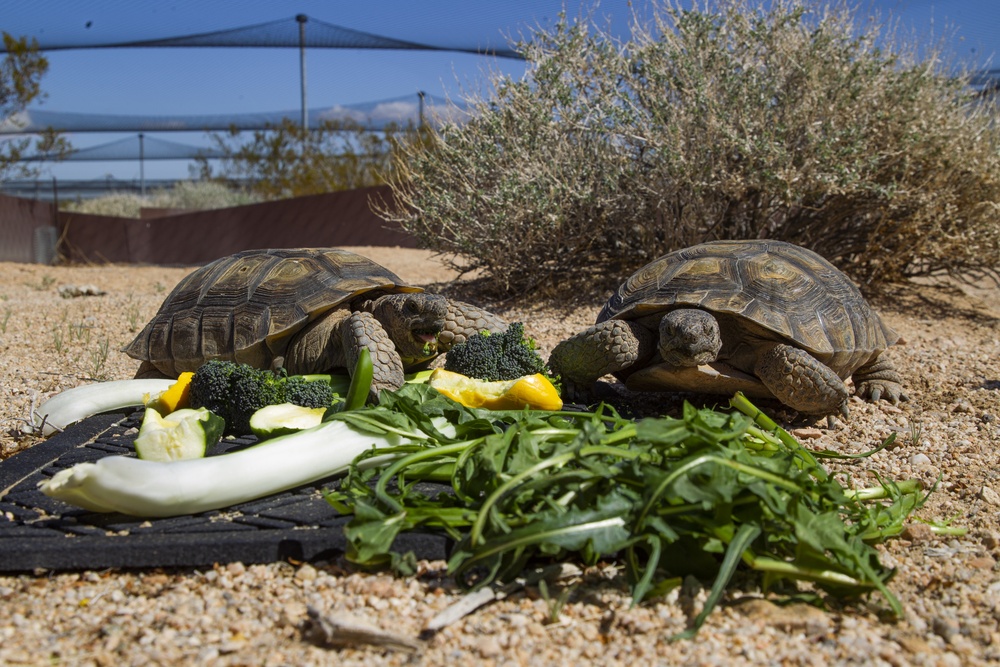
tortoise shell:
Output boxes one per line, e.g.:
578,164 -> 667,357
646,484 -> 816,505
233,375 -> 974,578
125,248 -> 421,375
598,239 -> 898,375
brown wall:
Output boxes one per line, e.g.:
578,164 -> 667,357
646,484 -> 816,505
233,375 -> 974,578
139,208 -> 192,219
0,193 -> 57,263
2,185 -> 416,266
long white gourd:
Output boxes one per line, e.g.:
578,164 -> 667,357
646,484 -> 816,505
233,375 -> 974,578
38,420 -> 409,517
32,379 -> 175,436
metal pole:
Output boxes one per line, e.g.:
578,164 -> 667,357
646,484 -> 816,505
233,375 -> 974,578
418,91 -> 425,129
138,132 -> 145,196
297,14 -> 308,131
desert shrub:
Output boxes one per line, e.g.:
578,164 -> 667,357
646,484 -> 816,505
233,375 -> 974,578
383,0 -> 1000,295
62,180 -> 261,217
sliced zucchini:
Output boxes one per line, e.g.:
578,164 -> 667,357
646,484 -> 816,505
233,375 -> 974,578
249,403 -> 326,440
134,407 -> 225,462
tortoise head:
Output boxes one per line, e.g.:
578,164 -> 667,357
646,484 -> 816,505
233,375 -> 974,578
657,308 -> 723,367
369,293 -> 449,362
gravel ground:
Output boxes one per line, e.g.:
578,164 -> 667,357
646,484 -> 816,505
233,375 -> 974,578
1,246 -> 999,666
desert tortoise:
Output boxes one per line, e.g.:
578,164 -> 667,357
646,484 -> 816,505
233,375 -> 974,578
548,240 -> 904,418
125,248 -> 507,396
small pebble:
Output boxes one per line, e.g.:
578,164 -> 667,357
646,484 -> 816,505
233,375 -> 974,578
981,486 -> 1000,506
931,617 -> 959,643
910,453 -> 932,466
902,523 -> 935,543
967,556 -> 996,570
951,400 -> 974,414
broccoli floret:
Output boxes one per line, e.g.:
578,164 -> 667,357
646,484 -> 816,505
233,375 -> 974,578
444,322 -> 549,382
189,361 -> 341,435
187,359 -> 236,421
189,361 -> 278,435
227,364 -> 282,434
282,376 -> 335,409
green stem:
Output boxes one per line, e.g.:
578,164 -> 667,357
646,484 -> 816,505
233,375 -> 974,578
847,479 -> 922,501
749,556 -> 873,588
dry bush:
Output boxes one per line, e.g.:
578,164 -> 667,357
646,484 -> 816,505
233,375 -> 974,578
383,0 -> 1000,296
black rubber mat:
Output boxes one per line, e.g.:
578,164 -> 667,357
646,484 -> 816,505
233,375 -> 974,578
0,410 -> 448,573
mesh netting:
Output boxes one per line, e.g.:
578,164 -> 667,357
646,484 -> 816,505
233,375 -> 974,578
20,135 -> 223,162
0,14 -> 523,59
0,94 -> 467,134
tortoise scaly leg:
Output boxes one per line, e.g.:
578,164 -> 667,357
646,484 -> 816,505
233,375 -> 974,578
548,320 -> 656,401
342,311 -> 405,402
755,344 -> 850,419
852,355 -> 907,405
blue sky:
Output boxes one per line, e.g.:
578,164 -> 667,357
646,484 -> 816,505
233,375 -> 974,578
2,0 -> 998,187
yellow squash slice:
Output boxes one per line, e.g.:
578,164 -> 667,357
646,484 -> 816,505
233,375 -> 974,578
429,369 -> 562,411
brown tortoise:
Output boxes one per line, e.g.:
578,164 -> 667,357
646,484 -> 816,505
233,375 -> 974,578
124,248 -> 507,397
548,240 -> 905,420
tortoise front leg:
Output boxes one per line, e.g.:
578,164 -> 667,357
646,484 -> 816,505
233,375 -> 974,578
342,311 -> 405,402
548,320 -> 656,400
437,300 -> 509,351
755,344 -> 850,418
284,309 -> 403,402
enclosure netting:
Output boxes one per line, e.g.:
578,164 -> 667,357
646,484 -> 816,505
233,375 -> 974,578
0,14 -> 523,58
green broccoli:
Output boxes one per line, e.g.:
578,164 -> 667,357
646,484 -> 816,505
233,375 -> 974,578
443,322 -> 550,382
187,360 -> 236,421
188,360 -> 340,435
282,375 -> 337,409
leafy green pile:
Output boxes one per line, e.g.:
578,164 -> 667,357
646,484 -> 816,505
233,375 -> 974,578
325,386 -> 931,638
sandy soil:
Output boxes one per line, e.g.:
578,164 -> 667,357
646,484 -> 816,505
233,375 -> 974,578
1,246 -> 999,665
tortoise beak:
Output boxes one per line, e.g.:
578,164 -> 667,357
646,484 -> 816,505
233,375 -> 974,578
412,323 -> 442,358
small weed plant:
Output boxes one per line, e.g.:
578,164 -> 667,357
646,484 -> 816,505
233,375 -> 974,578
383,0 -> 1000,295
68,322 -> 91,345
89,338 -> 110,379
126,303 -> 142,332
